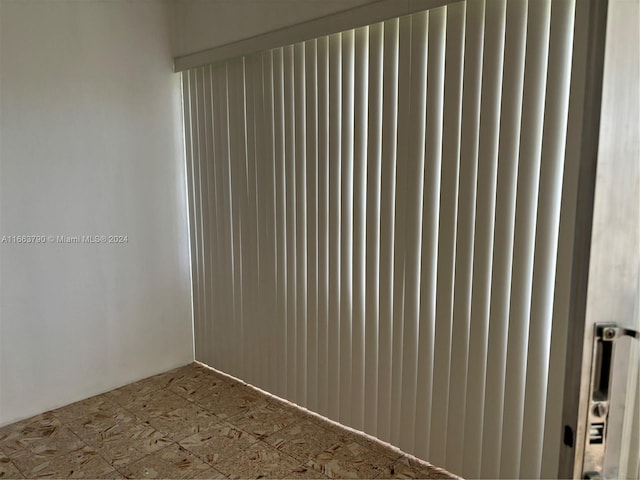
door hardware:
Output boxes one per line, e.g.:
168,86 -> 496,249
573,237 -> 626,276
581,323 -> 640,479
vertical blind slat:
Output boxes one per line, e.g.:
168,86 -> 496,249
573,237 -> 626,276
265,52 -> 283,396
204,66 -> 215,368
183,71 -> 199,365
399,10 -> 429,454
204,66 -> 219,370
254,54 -> 274,391
462,1 -> 506,477
229,60 -> 249,379
500,1 -> 551,477
190,69 -> 204,364
195,68 -> 207,366
220,64 -> 235,374
305,38 -> 319,414
210,65 -> 225,374
363,21 -> 384,438
198,68 -> 210,368
316,37 -> 330,418
352,26 -> 369,431
389,14 -> 412,447
418,3 -> 450,460
294,42 -> 308,407
539,4 -> 577,474
480,1 -> 528,477
327,33 -> 342,421
340,29 -> 355,426
251,54 -> 265,387
524,1 -> 575,477
443,0 -> 484,471
272,48 -> 288,396
244,55 -> 258,385
283,46 -> 298,402
377,18 -> 399,444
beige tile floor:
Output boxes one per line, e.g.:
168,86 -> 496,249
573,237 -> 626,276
0,363 -> 458,479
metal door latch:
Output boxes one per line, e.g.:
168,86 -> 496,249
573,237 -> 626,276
582,323 -> 639,480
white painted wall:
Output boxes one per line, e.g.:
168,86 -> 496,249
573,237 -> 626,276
171,0 -> 377,57
0,0 -> 193,426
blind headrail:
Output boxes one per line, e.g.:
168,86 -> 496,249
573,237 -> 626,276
173,0 -> 460,72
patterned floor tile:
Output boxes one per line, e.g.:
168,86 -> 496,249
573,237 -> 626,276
117,389 -> 191,421
11,445 -> 115,479
378,456 -> 458,479
286,465 -> 329,479
304,441 -> 395,479
144,364 -> 215,392
105,365 -> 206,406
265,420 -> 340,462
146,403 -> 219,441
214,441 -> 300,479
100,470 -> 126,479
192,385 -> 266,420
107,380 -> 163,406
118,444 -> 224,479
80,421 -> 172,468
0,449 -> 23,479
7,427 -> 85,472
229,402 -> 298,440
61,404 -> 139,443
0,413 -> 63,454
267,397 -> 321,424
322,424 -> 403,463
144,366 -> 199,388
52,395 -> 120,425
173,378 -> 233,408
178,422 -> 258,467
0,363 -> 457,479
166,367 -> 229,400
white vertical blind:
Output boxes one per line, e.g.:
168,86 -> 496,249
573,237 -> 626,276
500,1 -> 551,477
182,1 -> 581,477
327,32 -> 342,420
316,36 -> 330,417
377,17 -> 399,444
481,0 -> 526,477
444,0 -> 482,471
399,10 -> 428,454
420,1 -> 462,462
521,1 -> 575,478
340,28 -> 354,427
352,26 -> 368,431
305,38 -> 319,415
463,0 -> 505,476
363,21 -> 383,437
389,13 -> 410,449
